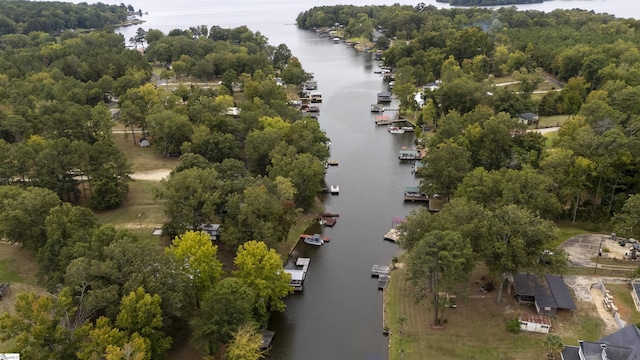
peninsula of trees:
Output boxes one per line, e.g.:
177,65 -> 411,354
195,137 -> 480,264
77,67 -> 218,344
0,2 -> 326,359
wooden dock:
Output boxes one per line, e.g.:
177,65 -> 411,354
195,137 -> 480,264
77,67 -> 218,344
261,330 -> 275,349
375,115 -> 394,125
327,159 -> 339,166
299,233 -> 330,242
384,228 -> 400,242
318,216 -> 337,227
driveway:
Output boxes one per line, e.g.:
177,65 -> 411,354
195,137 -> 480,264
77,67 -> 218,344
558,233 -> 631,268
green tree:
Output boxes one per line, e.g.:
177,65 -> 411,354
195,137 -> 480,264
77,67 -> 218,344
38,203 -> 99,290
0,292 -> 87,360
192,278 -> 255,355
612,194 -> 640,239
115,287 -> 171,360
165,231 -> 223,308
147,109 -> 193,157
406,230 -> 474,325
268,144 -> 323,211
0,186 -> 60,250
482,205 -> 557,303
543,333 -> 564,358
421,139 -> 472,201
157,167 -> 222,237
233,241 -> 293,325
224,324 -> 266,360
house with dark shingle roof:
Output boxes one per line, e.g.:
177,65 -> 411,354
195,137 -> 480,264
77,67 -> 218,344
512,274 -> 577,315
561,324 -> 640,360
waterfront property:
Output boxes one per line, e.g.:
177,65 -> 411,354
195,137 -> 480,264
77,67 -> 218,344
511,274 -> 577,315
412,161 -> 424,175
384,216 -> 405,242
318,213 -> 338,227
404,186 -> 428,202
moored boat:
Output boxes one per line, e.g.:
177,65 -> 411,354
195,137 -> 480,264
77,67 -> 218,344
303,233 -> 324,246
387,126 -> 405,134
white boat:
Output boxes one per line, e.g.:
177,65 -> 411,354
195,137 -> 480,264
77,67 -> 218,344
303,234 -> 324,246
401,126 -> 415,132
330,185 -> 340,194
388,126 -> 405,134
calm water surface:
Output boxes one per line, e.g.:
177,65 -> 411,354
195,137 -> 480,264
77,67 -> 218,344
103,0 -> 640,358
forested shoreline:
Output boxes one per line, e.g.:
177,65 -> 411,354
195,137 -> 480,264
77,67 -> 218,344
0,1 -> 327,358
2,1 -> 640,359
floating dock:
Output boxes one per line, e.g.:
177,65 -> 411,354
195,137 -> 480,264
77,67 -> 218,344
375,115 -> 394,125
330,185 -> 339,195
318,213 -> 338,227
327,159 -> 339,166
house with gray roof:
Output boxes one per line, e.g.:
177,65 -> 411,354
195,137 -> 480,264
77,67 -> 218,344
561,324 -> 640,360
512,274 -> 577,315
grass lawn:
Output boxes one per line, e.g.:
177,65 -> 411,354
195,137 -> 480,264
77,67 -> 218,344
93,179 -> 166,241
385,263 -> 607,360
111,127 -> 179,173
549,223 -> 593,248
604,283 -> 640,326
0,242 -> 47,352
536,115 -> 570,129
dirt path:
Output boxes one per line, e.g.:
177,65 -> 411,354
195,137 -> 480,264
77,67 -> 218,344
130,169 -> 171,181
590,287 -> 619,333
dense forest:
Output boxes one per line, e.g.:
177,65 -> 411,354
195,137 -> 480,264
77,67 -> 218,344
0,0 -> 133,35
0,2 -> 327,359
298,3 -> 640,325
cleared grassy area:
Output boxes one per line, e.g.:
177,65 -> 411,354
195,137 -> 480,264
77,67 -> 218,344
385,263 -> 606,360
536,115 -> 569,129
111,127 -> 179,173
93,180 -> 166,241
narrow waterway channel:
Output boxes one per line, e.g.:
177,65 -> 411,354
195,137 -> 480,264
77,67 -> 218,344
266,30 -> 423,360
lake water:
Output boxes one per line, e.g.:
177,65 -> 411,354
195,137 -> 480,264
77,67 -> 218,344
99,0 -> 640,358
